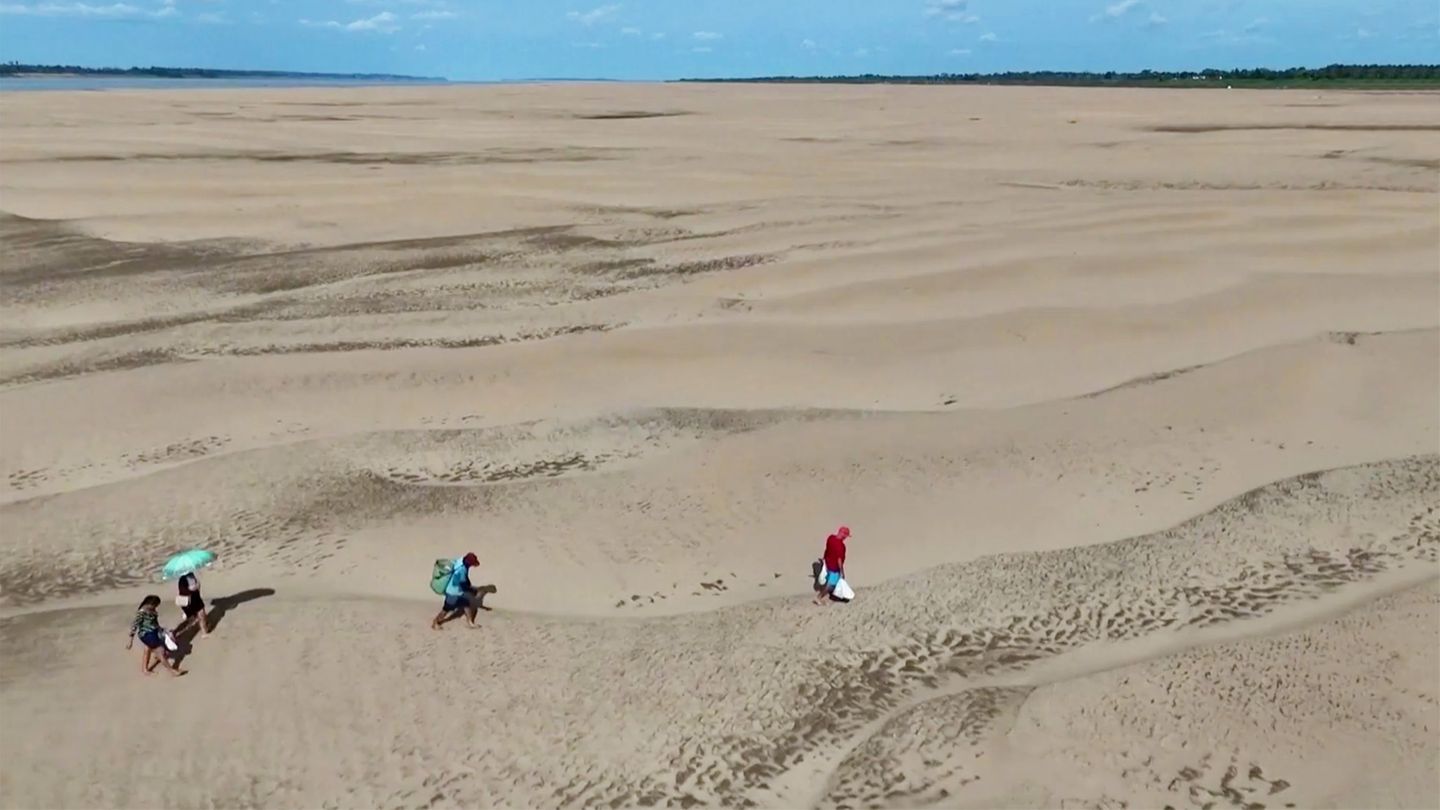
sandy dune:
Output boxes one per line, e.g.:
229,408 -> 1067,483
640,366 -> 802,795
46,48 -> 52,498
0,84 -> 1436,809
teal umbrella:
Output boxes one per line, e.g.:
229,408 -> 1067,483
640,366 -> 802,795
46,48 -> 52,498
161,549 -> 216,581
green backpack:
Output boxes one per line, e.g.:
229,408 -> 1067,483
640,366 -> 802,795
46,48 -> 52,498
430,558 -> 454,595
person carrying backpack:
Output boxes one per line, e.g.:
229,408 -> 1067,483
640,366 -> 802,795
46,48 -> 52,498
431,552 -> 481,630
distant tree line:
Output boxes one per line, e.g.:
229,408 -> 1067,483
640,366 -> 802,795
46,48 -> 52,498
0,62 -> 438,81
677,64 -> 1440,86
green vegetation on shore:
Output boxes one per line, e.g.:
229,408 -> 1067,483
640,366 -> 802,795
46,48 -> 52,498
677,64 -> 1440,89
0,62 -> 441,82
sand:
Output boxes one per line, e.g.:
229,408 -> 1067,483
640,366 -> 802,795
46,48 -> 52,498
0,83 -> 1436,809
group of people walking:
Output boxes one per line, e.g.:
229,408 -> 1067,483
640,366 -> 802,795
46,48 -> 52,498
127,528 -> 854,676
125,571 -> 210,677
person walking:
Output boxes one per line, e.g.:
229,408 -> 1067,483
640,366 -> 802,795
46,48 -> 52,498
174,570 -> 211,638
127,595 -> 186,677
813,526 -> 852,605
431,552 -> 482,630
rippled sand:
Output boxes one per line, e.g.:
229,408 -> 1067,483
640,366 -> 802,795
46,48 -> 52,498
1,83 -> 1436,809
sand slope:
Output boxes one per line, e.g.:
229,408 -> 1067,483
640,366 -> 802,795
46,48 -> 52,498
1,84 -> 1437,808
1,459 -> 1436,809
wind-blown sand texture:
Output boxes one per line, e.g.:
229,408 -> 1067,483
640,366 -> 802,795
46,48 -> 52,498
0,84 -> 1436,809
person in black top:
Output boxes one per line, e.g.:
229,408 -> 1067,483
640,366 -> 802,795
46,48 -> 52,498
175,572 -> 211,637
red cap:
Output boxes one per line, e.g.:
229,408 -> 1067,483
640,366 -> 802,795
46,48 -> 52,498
462,552 -> 479,567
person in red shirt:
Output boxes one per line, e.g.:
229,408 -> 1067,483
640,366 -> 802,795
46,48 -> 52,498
813,525 -> 851,605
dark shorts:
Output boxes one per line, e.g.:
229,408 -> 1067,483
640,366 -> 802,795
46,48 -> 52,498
138,630 -> 164,650
181,595 -> 205,618
443,593 -> 472,612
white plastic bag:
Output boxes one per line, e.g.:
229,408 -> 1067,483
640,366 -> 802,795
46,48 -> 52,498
161,630 -> 179,652
815,560 -> 828,588
833,578 -> 855,602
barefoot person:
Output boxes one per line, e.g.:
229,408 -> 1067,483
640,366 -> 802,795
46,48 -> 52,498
813,526 -> 851,606
174,571 -> 210,638
127,595 -> 186,677
432,552 -> 481,630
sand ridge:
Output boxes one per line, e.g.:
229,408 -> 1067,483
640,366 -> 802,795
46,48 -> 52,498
0,458 -> 1435,808
0,83 -> 1437,808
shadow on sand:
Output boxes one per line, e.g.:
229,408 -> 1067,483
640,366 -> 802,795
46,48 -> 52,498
434,584 -> 498,627
172,588 -> 276,661
810,559 -> 850,603
474,583 -> 498,610
207,588 -> 276,630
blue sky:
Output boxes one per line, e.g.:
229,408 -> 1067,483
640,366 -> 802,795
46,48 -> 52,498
0,1 -> 1436,80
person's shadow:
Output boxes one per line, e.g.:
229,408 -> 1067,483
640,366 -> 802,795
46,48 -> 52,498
173,588 -> 276,660
433,584 -> 499,627
474,584 -> 498,610
208,588 -> 276,629
809,560 -> 849,602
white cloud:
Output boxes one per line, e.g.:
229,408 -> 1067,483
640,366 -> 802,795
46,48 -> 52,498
691,46 -> 712,53
415,43 -> 426,51
0,2 -> 174,18
801,38 -> 816,50
1145,12 -> 1167,28
301,11 -> 400,34
649,31 -> 665,40
1091,0 -> 1141,23
1355,26 -> 1376,39
924,0 -> 962,17
949,47 -> 972,55
620,26 -> 640,35
566,4 -> 618,26
925,0 -> 977,24
978,31 -> 997,42
1201,23 -> 1273,46
345,11 -> 398,32
853,47 -> 869,57
412,10 -> 455,20
692,30 -> 721,40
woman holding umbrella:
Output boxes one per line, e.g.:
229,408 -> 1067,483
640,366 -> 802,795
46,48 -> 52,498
164,549 -> 216,638
175,571 -> 211,637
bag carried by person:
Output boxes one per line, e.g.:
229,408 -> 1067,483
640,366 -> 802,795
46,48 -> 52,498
833,578 -> 855,602
430,558 -> 455,595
